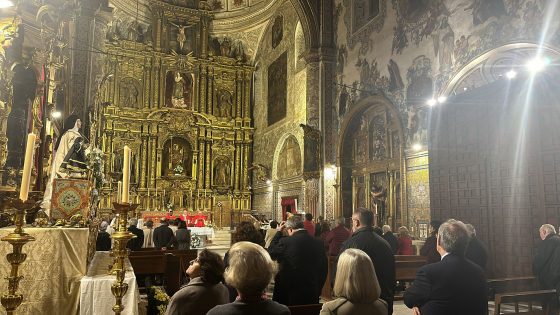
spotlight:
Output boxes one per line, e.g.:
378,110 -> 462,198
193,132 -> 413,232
437,96 -> 447,104
463,87 -> 468,91
426,99 -> 437,106
412,143 -> 422,151
0,0 -> 14,8
505,70 -> 517,79
265,179 -> 272,185
527,57 -> 550,73
51,111 -> 62,119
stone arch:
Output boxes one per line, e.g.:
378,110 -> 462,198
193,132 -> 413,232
294,21 -> 305,67
288,0 -> 320,51
272,132 -> 304,180
440,43 -> 560,98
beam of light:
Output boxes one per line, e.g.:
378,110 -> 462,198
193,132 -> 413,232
0,0 -> 13,8
437,96 -> 447,104
426,99 -> 437,106
527,57 -> 550,74
412,143 -> 422,151
506,70 -> 517,79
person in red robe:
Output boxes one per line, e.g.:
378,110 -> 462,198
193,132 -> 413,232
165,209 -> 176,221
195,210 -> 206,227
180,210 -> 189,222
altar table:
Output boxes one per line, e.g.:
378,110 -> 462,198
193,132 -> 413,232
189,227 -> 214,238
0,227 -> 89,315
79,251 -> 139,315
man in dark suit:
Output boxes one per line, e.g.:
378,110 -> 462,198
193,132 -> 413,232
404,219 -> 488,315
268,216 -> 328,305
126,218 -> 144,250
465,223 -> 488,271
382,224 -> 398,254
340,208 -> 396,314
153,218 -> 177,250
420,220 -> 442,263
533,224 -> 560,294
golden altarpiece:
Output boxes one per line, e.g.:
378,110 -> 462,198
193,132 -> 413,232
93,2 -> 254,226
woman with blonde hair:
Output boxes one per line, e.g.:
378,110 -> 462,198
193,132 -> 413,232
207,241 -> 290,315
320,248 -> 387,315
397,226 -> 414,255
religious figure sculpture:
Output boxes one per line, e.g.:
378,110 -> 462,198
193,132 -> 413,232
172,72 -> 187,108
217,90 -> 232,118
371,183 -> 387,225
41,115 -> 88,214
121,81 -> 138,107
214,159 -> 229,186
170,22 -> 189,53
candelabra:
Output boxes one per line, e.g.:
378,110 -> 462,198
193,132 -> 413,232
109,202 -> 138,315
0,192 -> 36,315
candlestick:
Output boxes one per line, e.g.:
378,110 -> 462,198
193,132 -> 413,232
19,133 -> 36,201
122,146 -> 131,203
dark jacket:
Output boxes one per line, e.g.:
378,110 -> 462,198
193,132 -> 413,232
420,233 -> 441,263
466,236 -> 488,270
175,228 -> 191,250
315,222 -> 323,237
166,277 -> 229,315
153,224 -> 176,249
340,226 -> 396,314
382,232 -> 398,254
96,231 -> 111,251
268,230 -> 328,305
404,253 -> 488,315
127,226 -> 144,250
533,234 -> 560,290
207,299 -> 290,315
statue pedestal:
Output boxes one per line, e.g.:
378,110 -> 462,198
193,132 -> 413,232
51,178 -> 91,221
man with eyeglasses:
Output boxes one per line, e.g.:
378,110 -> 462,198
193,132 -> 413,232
339,208 -> 396,314
268,216 -> 328,306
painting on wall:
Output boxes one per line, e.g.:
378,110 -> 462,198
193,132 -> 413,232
369,114 -> 386,160
352,0 -> 380,33
267,52 -> 287,126
405,55 -> 432,144
272,15 -> 283,49
277,136 -> 302,179
162,137 -> 193,177
213,156 -> 231,187
343,0 -> 387,52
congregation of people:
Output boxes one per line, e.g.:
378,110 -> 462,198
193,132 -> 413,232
95,208 -> 560,315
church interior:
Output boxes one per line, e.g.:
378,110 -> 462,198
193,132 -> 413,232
0,0 -> 560,314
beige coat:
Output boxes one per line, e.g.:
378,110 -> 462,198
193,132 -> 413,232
319,297 -> 387,315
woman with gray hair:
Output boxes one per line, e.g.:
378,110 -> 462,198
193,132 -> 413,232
207,241 -> 290,315
321,248 -> 387,315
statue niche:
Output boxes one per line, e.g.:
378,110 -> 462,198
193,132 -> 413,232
166,71 -> 193,109
162,137 -> 193,177
213,156 -> 231,187
215,89 -> 232,118
119,77 -> 141,108
277,136 -> 302,179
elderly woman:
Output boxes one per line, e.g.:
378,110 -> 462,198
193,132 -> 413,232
165,250 -> 229,315
321,248 -> 387,315
397,226 -> 414,255
207,242 -> 290,315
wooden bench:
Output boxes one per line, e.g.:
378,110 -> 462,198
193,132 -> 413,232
288,304 -> 323,315
488,276 -> 539,300
395,259 -> 427,282
130,248 -> 198,272
494,289 -> 558,315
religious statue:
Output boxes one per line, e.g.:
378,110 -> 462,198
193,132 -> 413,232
41,115 -> 88,214
170,143 -> 185,175
371,183 -> 387,225
121,81 -> 138,108
214,159 -> 230,186
172,72 -> 187,108
217,90 -> 232,118
170,22 -> 189,53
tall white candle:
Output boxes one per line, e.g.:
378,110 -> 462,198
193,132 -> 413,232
117,181 -> 122,203
122,146 -> 131,203
19,133 -> 36,201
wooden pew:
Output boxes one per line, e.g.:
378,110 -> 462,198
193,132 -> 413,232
288,304 -> 323,315
394,256 -> 428,301
129,252 -> 182,296
488,276 -> 539,300
494,289 -> 558,315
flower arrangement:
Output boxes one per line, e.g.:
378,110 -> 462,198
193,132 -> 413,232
173,164 -> 184,175
191,233 -> 202,248
147,286 -> 170,315
165,202 -> 175,212
86,147 -> 105,190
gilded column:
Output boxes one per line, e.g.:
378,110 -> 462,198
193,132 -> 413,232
208,68 -> 214,116
200,67 -> 207,113
150,135 -> 157,187
235,72 -> 242,119
205,140 -> 211,189
198,138 -> 205,189
193,67 -> 200,112
234,141 -> 240,191
201,16 -> 209,58
140,135 -> 148,188
242,142 -> 249,190
243,72 -> 251,119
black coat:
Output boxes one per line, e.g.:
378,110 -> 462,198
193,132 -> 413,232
127,226 -> 145,250
96,231 -> 111,251
340,226 -> 396,313
533,234 -> 560,290
404,254 -> 488,315
153,224 -> 176,249
382,232 -> 398,254
466,237 -> 488,271
420,233 -> 441,263
268,230 -> 328,305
